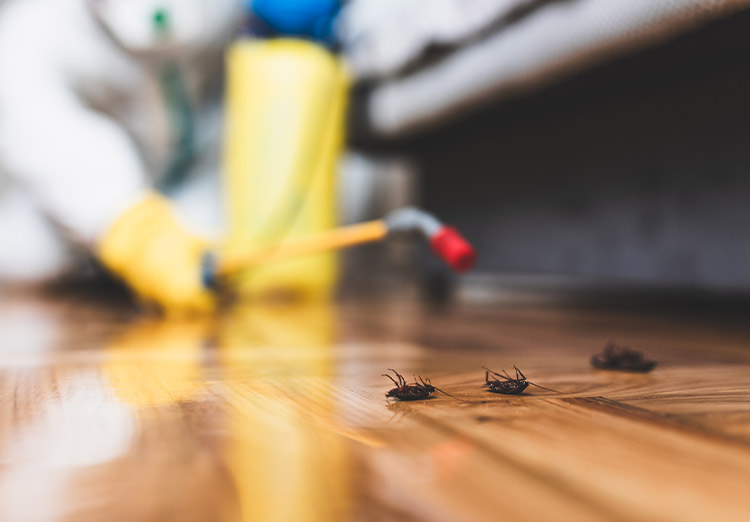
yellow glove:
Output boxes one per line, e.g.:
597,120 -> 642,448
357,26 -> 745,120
98,193 -> 215,313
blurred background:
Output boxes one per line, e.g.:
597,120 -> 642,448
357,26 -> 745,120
342,0 -> 750,302
2,0 -> 750,305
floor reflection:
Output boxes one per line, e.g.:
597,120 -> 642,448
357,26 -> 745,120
0,366 -> 136,522
0,299 -> 354,521
218,303 -> 352,522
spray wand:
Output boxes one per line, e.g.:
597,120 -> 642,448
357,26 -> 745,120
203,207 -> 476,288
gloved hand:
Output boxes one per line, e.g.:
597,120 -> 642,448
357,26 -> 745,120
98,193 -> 214,313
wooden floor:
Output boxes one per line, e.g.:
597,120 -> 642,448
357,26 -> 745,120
1,290 -> 750,521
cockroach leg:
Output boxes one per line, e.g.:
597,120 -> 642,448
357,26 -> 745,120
483,365 -> 560,395
382,372 -> 399,387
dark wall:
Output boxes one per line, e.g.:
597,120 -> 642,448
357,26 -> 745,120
355,9 -> 750,290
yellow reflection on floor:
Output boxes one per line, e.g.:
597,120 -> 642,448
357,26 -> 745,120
219,303 -> 352,522
104,317 -> 212,407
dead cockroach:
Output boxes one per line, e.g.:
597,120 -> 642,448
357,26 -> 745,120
383,369 -> 460,402
483,366 -> 559,395
591,341 -> 657,372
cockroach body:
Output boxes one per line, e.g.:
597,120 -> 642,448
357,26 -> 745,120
483,366 -> 559,395
591,342 -> 657,372
483,366 -> 529,395
383,369 -> 435,401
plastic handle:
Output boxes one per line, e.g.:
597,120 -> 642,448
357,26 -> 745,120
430,226 -> 477,273
202,253 -> 217,289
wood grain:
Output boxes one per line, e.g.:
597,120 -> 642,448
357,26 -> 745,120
0,292 -> 749,521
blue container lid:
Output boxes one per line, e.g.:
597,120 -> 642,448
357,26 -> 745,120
249,0 -> 341,42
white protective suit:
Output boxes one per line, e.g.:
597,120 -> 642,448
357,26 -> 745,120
0,0 -> 241,282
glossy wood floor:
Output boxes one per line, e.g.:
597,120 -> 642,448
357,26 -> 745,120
1,289 -> 750,521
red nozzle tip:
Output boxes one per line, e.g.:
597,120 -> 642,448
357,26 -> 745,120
430,226 -> 477,273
